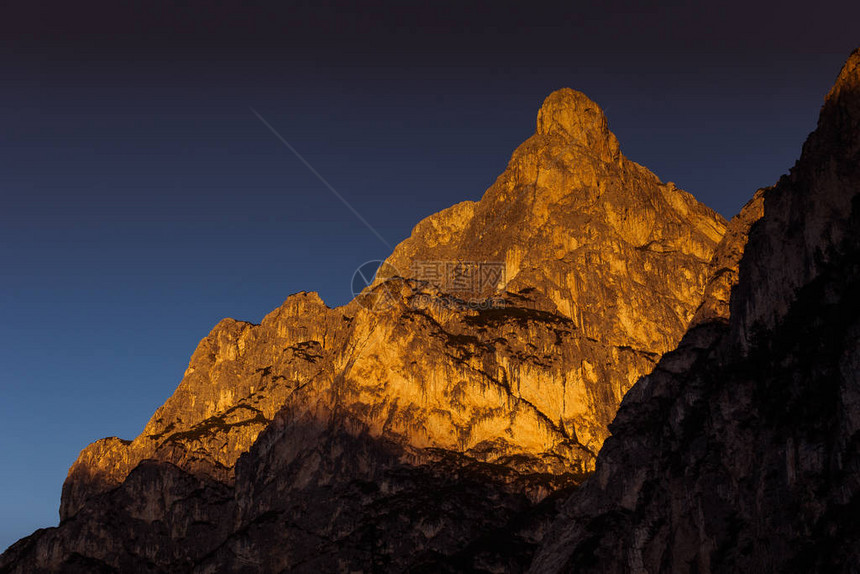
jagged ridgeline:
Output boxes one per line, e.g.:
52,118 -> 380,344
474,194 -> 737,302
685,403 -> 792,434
4,86 -> 731,571
531,49 -> 860,573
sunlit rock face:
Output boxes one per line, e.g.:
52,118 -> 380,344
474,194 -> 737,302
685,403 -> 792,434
530,48 -> 860,574
2,88 -> 727,572
385,88 -> 725,353
56,87 -> 726,524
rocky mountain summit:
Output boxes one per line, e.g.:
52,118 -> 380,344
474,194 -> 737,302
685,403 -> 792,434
3,49 -> 858,573
530,48 -> 860,573
1,86 -> 724,572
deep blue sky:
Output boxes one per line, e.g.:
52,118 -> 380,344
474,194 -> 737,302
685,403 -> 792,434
2,0 -> 858,552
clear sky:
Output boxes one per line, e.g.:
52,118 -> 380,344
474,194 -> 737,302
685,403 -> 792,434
1,0 -> 859,552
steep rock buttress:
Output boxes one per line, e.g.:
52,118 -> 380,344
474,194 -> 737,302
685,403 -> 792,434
530,48 -> 860,574
1,87 -> 728,572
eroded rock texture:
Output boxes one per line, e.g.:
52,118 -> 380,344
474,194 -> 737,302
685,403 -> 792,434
530,49 -> 860,574
8,46 -> 860,572
0,87 -> 726,573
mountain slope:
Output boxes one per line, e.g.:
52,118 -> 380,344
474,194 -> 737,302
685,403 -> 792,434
0,90 -> 725,572
383,88 -> 724,353
530,48 -> 860,574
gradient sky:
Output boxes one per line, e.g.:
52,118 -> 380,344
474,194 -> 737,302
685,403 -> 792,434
2,0 -> 859,552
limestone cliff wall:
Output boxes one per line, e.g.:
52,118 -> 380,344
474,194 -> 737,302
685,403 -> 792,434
530,48 -> 860,574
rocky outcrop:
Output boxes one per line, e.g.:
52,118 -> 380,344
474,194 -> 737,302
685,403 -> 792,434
383,88 -> 725,354
529,48 -> 860,574
689,189 -> 765,327
56,88 -> 727,518
0,87 -> 727,572
60,294 -> 343,520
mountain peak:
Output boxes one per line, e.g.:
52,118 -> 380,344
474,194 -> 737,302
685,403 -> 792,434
830,47 -> 860,95
536,88 -> 621,159
817,47 -> 860,131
